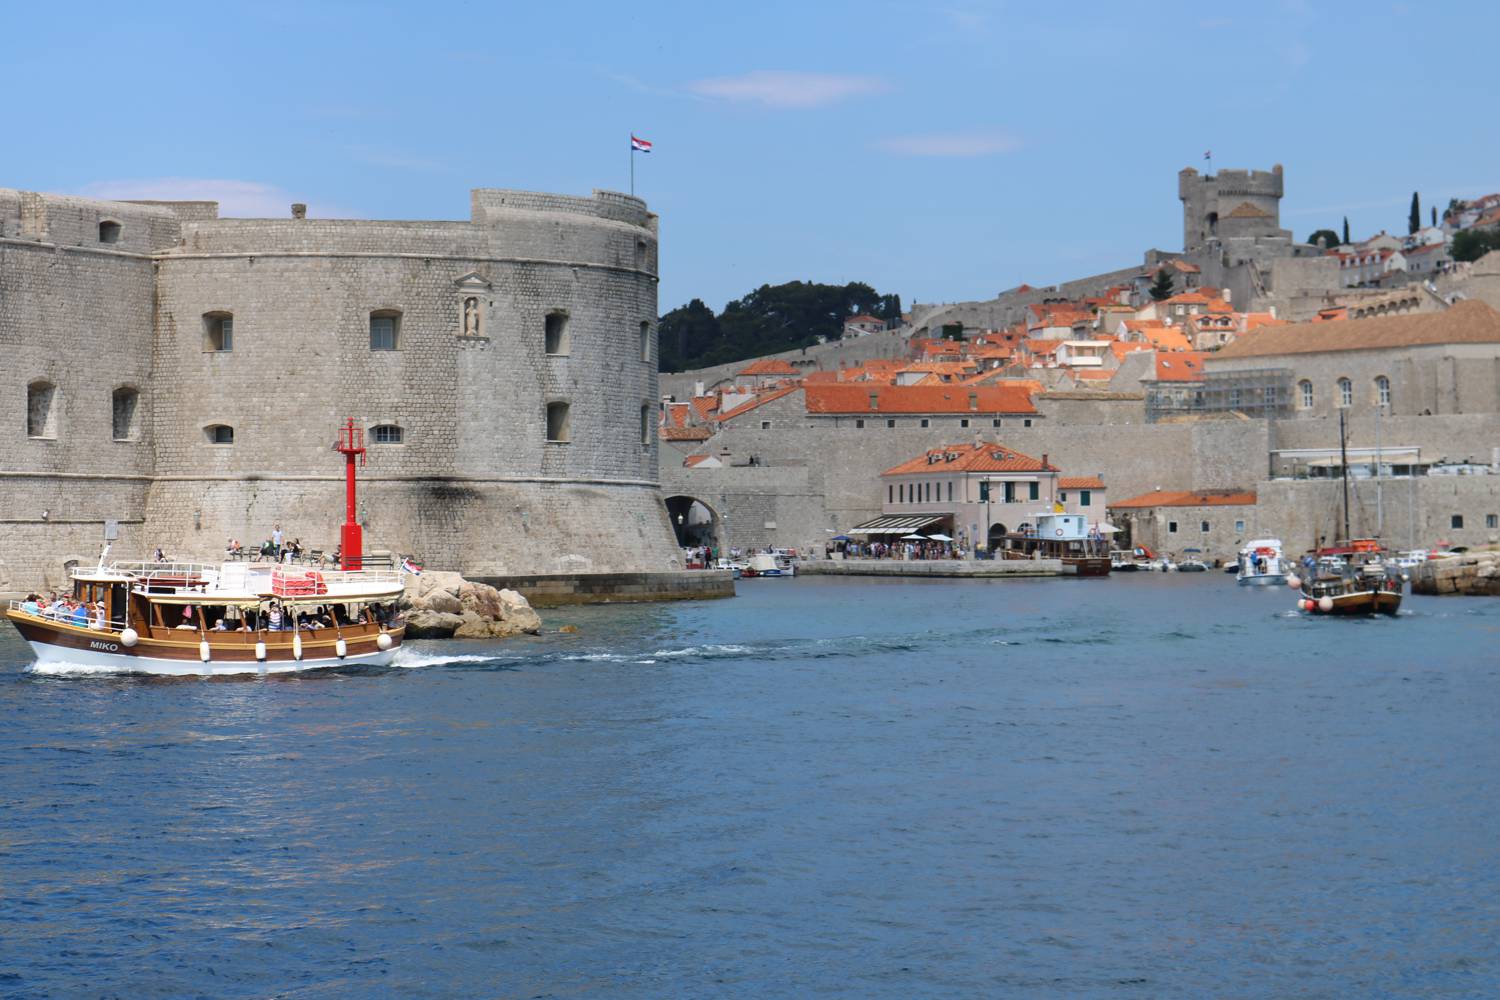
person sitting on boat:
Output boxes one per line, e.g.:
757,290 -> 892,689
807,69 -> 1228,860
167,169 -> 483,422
19,594 -> 40,615
69,602 -> 89,627
89,603 -> 106,631
237,616 -> 253,632
212,617 -> 229,631
267,604 -> 285,631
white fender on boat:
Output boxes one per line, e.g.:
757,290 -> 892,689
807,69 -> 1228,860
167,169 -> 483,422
293,634 -> 303,661
255,640 -> 267,662
199,639 -> 211,663
1286,575 -> 1302,589
336,638 -> 348,659
376,632 -> 393,651
1317,596 -> 1334,613
120,627 -> 139,647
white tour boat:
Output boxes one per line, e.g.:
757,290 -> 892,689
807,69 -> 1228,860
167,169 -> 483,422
7,561 -> 406,675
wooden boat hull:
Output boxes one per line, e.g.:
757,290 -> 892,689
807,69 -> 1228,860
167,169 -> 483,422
8,611 -> 404,675
1298,589 -> 1402,617
1066,557 -> 1112,577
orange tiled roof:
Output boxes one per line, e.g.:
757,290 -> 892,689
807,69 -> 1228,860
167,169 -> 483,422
737,358 -> 800,377
804,383 -> 1037,415
716,384 -> 802,422
1141,326 -> 1193,352
1059,476 -> 1105,489
883,441 -> 1057,477
1153,351 -> 1206,382
661,426 -> 713,441
1109,489 -> 1256,508
1217,299 -> 1500,358
683,454 -> 716,467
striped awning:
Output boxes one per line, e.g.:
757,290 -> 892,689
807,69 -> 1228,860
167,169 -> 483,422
847,515 -> 947,536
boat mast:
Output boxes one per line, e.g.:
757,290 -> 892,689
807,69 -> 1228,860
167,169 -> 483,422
1339,406 -> 1351,543
335,418 -> 367,569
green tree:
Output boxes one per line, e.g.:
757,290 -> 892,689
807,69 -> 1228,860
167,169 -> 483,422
1452,229 -> 1500,263
1431,205 -> 1437,227
1409,192 -> 1421,235
1343,216 -> 1351,244
1306,228 -> 1340,248
1148,269 -> 1175,301
657,280 -> 905,371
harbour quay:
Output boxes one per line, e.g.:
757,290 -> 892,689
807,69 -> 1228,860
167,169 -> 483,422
799,558 -> 1067,578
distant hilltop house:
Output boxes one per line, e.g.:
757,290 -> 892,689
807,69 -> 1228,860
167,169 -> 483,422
843,314 -> 886,337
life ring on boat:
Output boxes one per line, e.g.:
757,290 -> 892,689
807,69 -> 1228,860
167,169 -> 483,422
1055,529 -> 1065,537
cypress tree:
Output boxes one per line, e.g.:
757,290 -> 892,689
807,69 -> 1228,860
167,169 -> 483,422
1409,192 -> 1421,235
1342,216 -> 1351,244
1431,205 -> 1437,227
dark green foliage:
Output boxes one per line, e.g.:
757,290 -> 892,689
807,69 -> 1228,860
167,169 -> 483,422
1148,269 -> 1175,301
1409,192 -> 1421,235
1431,206 -> 1437,227
1306,228 -> 1340,248
1452,228 -> 1500,263
657,281 -> 902,371
941,323 -> 966,341
1343,216 -> 1351,244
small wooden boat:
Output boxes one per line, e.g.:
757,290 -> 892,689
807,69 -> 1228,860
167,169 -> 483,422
1293,565 -> 1403,616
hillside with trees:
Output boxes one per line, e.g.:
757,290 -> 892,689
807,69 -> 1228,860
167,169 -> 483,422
658,281 -> 902,372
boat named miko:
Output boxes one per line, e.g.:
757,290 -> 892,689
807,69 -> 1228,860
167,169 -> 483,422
4,418 -> 408,675
7,562 -> 406,675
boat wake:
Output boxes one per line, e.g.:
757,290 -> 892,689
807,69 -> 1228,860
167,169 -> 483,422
389,648 -> 501,670
28,659 -> 137,677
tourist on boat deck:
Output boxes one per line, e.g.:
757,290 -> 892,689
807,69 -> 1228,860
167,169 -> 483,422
212,617 -> 229,631
90,603 -> 105,631
267,604 -> 285,631
19,595 -> 40,615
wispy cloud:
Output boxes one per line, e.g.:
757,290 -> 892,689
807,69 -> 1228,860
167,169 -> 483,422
686,70 -> 888,109
875,129 -> 1022,157
77,178 -> 342,218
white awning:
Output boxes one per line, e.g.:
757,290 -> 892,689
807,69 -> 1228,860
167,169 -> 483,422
847,515 -> 947,536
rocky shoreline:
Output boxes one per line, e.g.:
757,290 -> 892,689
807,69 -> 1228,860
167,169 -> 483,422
1411,551 -> 1500,597
401,572 -> 543,639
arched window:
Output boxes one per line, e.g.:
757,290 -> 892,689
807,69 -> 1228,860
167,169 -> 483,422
544,312 -> 570,355
205,424 -> 234,445
371,424 -> 403,444
370,310 -> 400,351
27,380 -> 57,439
98,220 -> 122,244
640,321 -> 651,363
1299,380 -> 1313,409
640,404 -> 652,447
112,386 -> 140,441
545,401 -> 570,443
204,312 -> 233,352
1375,375 -> 1390,407
1338,377 -> 1352,408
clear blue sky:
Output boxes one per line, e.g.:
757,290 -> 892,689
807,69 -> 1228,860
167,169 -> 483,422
9,1 -> 1493,313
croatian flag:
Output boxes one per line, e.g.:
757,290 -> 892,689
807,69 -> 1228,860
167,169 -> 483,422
1203,150 -> 1212,160
631,134 -> 653,153
401,557 -> 423,576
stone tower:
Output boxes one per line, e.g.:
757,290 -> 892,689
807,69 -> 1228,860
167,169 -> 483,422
1179,164 -> 1285,251
0,185 -> 717,599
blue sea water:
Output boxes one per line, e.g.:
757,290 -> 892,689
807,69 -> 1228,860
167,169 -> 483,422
2,574 -> 1498,999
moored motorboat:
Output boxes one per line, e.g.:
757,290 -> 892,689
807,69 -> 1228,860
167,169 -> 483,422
1237,539 -> 1287,586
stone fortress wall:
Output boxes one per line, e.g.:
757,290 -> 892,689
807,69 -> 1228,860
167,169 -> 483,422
0,185 -> 690,594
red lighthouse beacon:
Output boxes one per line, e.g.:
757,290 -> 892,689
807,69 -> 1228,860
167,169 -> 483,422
335,418 -> 366,570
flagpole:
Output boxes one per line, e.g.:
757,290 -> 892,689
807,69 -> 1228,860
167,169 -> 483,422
630,133 -> 635,197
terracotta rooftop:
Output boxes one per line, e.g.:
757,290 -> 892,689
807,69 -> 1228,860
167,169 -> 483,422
883,441 -> 1057,477
1214,299 -> 1500,358
1109,489 -> 1256,508
1153,351 -> 1206,382
805,383 -> 1037,415
737,358 -> 800,377
1059,475 -> 1105,490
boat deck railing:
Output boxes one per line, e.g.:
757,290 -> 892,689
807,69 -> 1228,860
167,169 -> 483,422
7,600 -> 127,634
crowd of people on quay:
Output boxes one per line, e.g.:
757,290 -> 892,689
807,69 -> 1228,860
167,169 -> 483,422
826,538 -> 963,561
